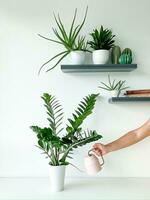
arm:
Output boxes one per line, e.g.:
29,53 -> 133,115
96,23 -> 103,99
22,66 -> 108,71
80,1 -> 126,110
93,119 -> 150,155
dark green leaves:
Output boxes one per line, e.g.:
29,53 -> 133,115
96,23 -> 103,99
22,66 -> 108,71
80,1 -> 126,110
88,25 -> 115,50
60,130 -> 102,162
73,130 -> 102,148
42,93 -> 64,135
66,93 -> 99,138
30,126 -> 62,149
30,93 -> 102,166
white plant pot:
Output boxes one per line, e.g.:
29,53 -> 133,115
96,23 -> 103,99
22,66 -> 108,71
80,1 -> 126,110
70,51 -> 85,64
49,165 -> 66,192
92,49 -> 109,64
110,90 -> 119,97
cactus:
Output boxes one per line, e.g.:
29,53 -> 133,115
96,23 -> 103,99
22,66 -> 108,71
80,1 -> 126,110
119,53 -> 132,64
122,48 -> 132,57
119,48 -> 132,64
111,46 -> 121,64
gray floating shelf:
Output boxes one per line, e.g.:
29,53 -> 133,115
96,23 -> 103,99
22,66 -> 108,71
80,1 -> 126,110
109,97 -> 150,103
61,64 -> 137,73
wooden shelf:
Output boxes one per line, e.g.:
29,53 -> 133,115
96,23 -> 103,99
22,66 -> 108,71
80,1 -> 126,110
109,97 -> 150,103
61,64 -> 137,73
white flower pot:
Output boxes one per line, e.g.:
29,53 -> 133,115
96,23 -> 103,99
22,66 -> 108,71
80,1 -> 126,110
49,165 -> 66,192
92,50 -> 109,64
110,90 -> 119,97
70,51 -> 85,64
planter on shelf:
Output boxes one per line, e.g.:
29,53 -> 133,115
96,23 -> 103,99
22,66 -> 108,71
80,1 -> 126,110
38,7 -> 88,74
98,75 -> 129,98
111,46 -> 121,64
119,48 -> 133,64
92,49 -> 109,64
88,26 -> 115,65
70,51 -> 86,64
110,90 -> 119,97
50,165 -> 66,192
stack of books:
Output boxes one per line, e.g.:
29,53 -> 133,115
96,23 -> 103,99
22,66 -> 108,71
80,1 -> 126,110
124,89 -> 150,97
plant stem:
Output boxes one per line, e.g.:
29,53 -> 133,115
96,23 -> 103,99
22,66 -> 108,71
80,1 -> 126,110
60,137 -> 92,162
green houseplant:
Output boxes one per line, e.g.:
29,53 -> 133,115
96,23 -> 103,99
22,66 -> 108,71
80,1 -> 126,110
88,26 -> 115,64
38,7 -> 89,74
98,75 -> 129,97
30,93 -> 102,192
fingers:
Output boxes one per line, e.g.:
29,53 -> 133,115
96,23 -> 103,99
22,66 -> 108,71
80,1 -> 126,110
92,143 -> 106,156
93,148 -> 102,156
93,143 -> 102,150
93,143 -> 100,149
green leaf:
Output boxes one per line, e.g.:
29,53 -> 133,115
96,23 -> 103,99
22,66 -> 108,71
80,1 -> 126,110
46,52 -> 69,72
38,34 -> 63,44
41,94 -> 64,136
69,8 -> 77,40
38,51 -> 68,75
66,93 -> 99,138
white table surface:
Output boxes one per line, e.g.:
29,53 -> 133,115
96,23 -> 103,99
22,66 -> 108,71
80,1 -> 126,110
0,177 -> 150,200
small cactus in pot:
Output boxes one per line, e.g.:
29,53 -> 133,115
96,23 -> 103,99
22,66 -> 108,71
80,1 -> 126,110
119,48 -> 132,64
111,46 -> 121,64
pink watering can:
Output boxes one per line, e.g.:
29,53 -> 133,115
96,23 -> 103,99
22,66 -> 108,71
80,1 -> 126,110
84,149 -> 105,175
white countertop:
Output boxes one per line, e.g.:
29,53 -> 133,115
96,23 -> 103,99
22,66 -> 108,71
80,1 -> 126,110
0,177 -> 150,200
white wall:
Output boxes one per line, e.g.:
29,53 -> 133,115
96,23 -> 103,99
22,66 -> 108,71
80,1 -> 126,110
0,0 -> 150,178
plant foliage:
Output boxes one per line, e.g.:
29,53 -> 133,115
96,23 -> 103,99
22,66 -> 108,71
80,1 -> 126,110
98,75 -> 129,92
38,7 -> 89,74
88,26 -> 115,50
30,93 -> 102,166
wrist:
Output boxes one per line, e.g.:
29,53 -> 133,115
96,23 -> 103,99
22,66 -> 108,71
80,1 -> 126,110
105,143 -> 113,154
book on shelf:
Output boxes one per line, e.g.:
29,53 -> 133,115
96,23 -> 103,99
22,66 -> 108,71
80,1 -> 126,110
124,93 -> 150,97
125,89 -> 150,95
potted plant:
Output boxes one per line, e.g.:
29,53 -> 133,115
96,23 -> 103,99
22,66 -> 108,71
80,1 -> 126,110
88,26 -> 115,64
98,75 -> 129,97
30,93 -> 102,192
70,36 -> 88,64
38,7 -> 90,74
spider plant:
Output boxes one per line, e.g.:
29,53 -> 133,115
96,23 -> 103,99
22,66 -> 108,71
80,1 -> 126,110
30,93 -> 102,166
88,26 -> 115,50
38,7 -> 89,74
98,75 -> 129,93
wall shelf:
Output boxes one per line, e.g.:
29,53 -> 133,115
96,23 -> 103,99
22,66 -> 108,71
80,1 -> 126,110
109,97 -> 150,103
61,64 -> 137,73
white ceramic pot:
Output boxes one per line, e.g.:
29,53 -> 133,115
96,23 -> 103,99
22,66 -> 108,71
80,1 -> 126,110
110,90 -> 119,97
70,51 -> 85,64
92,49 -> 109,64
49,165 -> 66,192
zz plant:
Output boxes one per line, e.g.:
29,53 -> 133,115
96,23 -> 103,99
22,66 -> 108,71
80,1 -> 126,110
38,7 -> 89,74
30,93 -> 102,166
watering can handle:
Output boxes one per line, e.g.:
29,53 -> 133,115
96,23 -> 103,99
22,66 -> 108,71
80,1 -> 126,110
88,148 -> 105,166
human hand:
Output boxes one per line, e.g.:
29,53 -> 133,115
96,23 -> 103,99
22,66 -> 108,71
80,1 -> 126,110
92,143 -> 108,156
